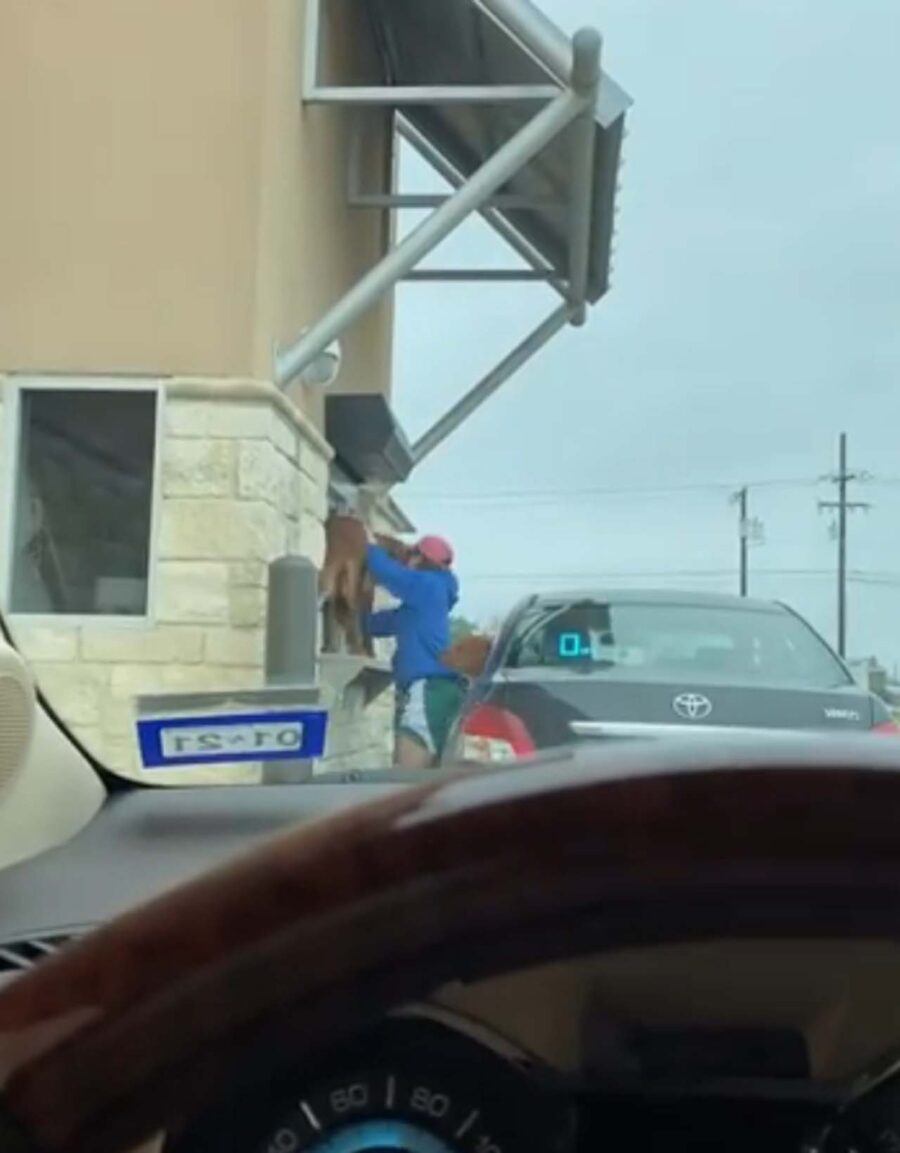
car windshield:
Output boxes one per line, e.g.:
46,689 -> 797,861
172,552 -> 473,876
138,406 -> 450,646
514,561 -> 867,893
505,600 -> 852,689
0,0 -> 898,789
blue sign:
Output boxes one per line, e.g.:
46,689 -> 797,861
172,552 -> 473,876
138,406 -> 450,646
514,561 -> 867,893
136,708 -> 329,769
558,631 -> 592,659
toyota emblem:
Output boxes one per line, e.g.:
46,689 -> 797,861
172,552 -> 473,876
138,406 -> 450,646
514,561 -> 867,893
672,692 -> 713,721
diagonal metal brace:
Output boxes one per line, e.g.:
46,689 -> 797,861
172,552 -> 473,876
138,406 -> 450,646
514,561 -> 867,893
274,87 -> 589,388
410,302 -> 574,467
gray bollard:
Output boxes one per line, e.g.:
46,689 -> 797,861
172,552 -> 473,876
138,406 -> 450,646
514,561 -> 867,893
263,555 -> 320,784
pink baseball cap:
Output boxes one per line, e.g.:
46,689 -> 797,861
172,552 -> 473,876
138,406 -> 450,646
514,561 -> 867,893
415,535 -> 454,568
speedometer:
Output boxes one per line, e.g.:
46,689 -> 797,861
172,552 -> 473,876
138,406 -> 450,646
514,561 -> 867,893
174,1016 -> 570,1153
268,1071 -> 503,1153
258,1019 -> 567,1153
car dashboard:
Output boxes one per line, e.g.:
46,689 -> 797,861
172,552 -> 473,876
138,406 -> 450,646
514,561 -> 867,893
6,751 -> 900,1153
160,939 -> 900,1153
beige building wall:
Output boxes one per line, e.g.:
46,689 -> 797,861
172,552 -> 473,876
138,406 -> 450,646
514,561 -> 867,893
0,1 -> 405,781
0,0 -> 394,412
254,0 -> 396,420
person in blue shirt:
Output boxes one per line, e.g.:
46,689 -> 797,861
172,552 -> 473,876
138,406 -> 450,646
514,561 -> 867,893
363,533 -> 464,769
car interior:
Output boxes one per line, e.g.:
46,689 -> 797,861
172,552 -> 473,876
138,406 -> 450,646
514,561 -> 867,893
3,620 -> 900,1153
2,0 -> 898,1151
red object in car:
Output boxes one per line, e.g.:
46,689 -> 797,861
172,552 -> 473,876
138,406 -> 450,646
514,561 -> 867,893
873,720 -> 900,735
459,704 -> 536,763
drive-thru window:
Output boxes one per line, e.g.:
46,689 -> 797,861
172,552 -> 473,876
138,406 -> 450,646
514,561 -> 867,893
3,380 -> 160,618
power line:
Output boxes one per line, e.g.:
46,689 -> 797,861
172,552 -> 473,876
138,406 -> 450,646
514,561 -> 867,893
405,475 -> 823,505
407,475 -> 900,504
852,577 -> 900,588
461,567 -> 867,582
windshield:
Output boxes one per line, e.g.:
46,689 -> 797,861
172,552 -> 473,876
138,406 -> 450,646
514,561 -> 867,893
1,0 -> 898,787
505,600 -> 852,689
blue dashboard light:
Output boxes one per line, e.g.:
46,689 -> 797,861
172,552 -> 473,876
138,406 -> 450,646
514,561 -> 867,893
313,1120 -> 456,1153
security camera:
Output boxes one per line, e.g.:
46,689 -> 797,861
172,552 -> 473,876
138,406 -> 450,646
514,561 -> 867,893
299,338 -> 342,388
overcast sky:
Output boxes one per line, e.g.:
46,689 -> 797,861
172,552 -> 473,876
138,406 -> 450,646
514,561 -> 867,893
391,0 -> 900,669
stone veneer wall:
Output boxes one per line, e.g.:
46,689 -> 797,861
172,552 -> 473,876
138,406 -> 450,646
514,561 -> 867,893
0,377 -> 399,785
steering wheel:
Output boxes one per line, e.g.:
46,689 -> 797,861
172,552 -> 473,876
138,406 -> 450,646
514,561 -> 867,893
2,735 -> 900,1153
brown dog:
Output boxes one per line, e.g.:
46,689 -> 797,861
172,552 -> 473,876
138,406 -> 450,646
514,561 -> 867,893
320,514 -> 412,656
441,633 -> 493,680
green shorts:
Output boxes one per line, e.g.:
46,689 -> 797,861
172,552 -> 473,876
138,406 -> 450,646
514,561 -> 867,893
396,677 -> 466,758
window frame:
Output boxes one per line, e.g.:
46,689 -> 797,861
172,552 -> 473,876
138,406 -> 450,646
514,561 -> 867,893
0,376 -> 165,625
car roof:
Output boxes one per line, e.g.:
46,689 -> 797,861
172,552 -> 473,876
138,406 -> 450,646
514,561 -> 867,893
525,588 -> 786,613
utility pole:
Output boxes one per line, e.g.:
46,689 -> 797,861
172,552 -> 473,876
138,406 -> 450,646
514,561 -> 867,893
730,486 -> 763,597
818,432 -> 870,659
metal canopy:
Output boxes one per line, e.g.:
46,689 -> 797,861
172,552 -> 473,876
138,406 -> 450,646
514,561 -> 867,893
361,0 -> 629,305
276,0 -> 631,469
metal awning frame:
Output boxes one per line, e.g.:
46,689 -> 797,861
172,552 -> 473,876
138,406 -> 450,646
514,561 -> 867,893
302,0 -> 569,106
276,0 -> 612,469
345,113 -> 565,287
394,113 -> 569,297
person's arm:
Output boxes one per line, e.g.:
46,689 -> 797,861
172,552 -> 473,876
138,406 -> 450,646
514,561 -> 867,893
364,607 -> 401,638
365,543 -> 424,604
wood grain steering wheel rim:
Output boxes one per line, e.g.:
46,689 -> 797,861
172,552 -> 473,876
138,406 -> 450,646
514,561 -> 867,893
3,736 -> 900,1153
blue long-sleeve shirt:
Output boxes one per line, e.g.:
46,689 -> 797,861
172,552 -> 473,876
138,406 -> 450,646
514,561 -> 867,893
363,544 -> 459,690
